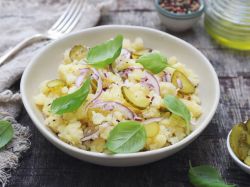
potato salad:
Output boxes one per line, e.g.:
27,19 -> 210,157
34,35 -> 202,154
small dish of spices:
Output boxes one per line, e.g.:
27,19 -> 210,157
154,0 -> 205,32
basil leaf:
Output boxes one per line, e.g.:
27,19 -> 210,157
136,52 -> 168,74
189,163 -> 236,187
106,121 -> 146,153
0,120 -> 13,149
87,35 -> 123,68
163,95 -> 191,133
51,78 -> 90,114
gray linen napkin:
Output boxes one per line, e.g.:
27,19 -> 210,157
0,0 -> 116,186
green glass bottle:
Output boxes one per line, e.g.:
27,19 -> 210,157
205,0 -> 250,51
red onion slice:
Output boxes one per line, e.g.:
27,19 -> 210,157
129,67 -> 144,70
134,116 -> 143,121
114,49 -> 131,69
82,131 -> 99,142
142,117 -> 163,125
118,68 -> 131,79
92,72 -> 99,81
163,72 -> 171,82
80,68 -> 90,74
111,49 -> 132,74
99,122 -> 111,128
190,120 -> 197,126
75,75 -> 85,87
90,68 -> 103,100
142,72 -> 160,95
83,68 -> 103,109
176,78 -> 183,89
109,64 -> 115,74
75,68 -> 90,87
90,101 -> 135,120
120,48 -> 131,59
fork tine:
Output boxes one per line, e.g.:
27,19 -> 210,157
62,5 -> 84,34
51,0 -> 81,32
49,0 -> 79,31
59,0 -> 85,34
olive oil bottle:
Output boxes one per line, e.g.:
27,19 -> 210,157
204,0 -> 250,51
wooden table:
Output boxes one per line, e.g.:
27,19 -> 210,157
6,0 -> 250,186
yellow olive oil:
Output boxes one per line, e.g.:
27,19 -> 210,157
204,0 -> 250,51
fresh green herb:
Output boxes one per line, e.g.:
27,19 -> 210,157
87,35 -> 123,68
106,121 -> 146,153
51,78 -> 90,114
163,95 -> 191,133
189,162 -> 236,187
0,120 -> 14,149
136,52 -> 168,74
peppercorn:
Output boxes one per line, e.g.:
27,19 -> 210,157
160,0 -> 200,14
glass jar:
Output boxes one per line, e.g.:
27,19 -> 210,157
204,0 -> 250,50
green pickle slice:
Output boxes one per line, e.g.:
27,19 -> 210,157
121,86 -> 150,109
246,119 -> 250,134
230,120 -> 250,165
171,70 -> 195,94
69,45 -> 88,61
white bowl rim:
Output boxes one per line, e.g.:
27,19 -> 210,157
227,130 -> 250,170
21,25 -> 220,159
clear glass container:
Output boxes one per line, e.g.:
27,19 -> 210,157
204,0 -> 250,50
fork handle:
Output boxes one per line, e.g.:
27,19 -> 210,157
0,34 -> 49,66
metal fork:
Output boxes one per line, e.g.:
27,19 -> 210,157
0,0 -> 85,66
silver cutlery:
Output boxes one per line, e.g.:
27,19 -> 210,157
0,0 -> 85,66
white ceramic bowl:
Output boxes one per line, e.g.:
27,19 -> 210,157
154,0 -> 205,32
227,131 -> 250,174
21,25 -> 220,167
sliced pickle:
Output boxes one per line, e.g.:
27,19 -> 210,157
230,124 -> 244,159
132,48 -> 152,59
230,123 -> 250,161
69,45 -> 88,61
171,70 -> 195,94
243,119 -> 250,145
238,142 -> 249,160
121,86 -> 150,109
246,119 -> 250,134
47,79 -> 65,88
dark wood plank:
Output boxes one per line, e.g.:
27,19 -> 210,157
4,0 -> 250,187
